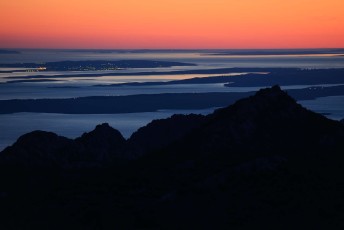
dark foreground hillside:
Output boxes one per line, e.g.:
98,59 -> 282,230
1,86 -> 344,229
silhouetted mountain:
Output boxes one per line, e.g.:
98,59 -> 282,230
1,86 -> 344,229
127,114 -> 205,157
126,86 -> 344,229
63,123 -> 127,167
0,123 -> 126,168
184,85 -> 344,156
0,131 -> 72,168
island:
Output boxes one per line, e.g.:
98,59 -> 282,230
0,60 -> 196,72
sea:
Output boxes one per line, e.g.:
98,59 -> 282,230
1,49 -> 344,151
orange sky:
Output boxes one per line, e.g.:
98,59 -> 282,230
1,0 -> 344,49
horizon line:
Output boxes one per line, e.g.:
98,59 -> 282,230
2,47 -> 344,50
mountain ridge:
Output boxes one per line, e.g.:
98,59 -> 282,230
1,85 -> 344,229
1,85 -> 343,167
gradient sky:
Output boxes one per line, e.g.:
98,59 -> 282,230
1,0 -> 344,49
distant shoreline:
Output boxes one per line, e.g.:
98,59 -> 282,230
0,60 -> 196,72
1,67 -> 296,81
0,49 -> 20,54
0,85 -> 343,114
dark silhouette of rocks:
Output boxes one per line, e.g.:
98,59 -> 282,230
183,85 -> 344,156
1,86 -> 344,229
0,123 -> 128,169
64,123 -> 127,167
127,114 -> 205,157
0,131 -> 72,168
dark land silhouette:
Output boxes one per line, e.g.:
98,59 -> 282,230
0,85 -> 344,114
0,60 -> 196,72
1,79 -> 61,84
0,49 -> 20,54
1,86 -> 344,229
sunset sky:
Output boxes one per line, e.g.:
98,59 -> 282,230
1,0 -> 344,49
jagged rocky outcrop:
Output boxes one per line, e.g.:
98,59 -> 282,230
1,86 -> 344,229
0,131 -> 72,167
176,85 -> 344,156
64,123 -> 126,167
0,123 -> 127,168
127,114 -> 205,157
1,85 -> 344,169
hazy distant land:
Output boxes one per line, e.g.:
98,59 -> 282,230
0,60 -> 196,72
0,79 -> 62,84
1,68 -> 344,114
0,49 -> 20,54
2,67 -> 259,81
206,48 -> 344,56
0,92 -> 253,114
0,85 -> 343,114
3,68 -> 344,86
92,68 -> 344,88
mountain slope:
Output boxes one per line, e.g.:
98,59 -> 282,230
0,131 -> 72,167
121,86 -> 344,229
1,86 -> 344,229
127,114 -> 205,157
